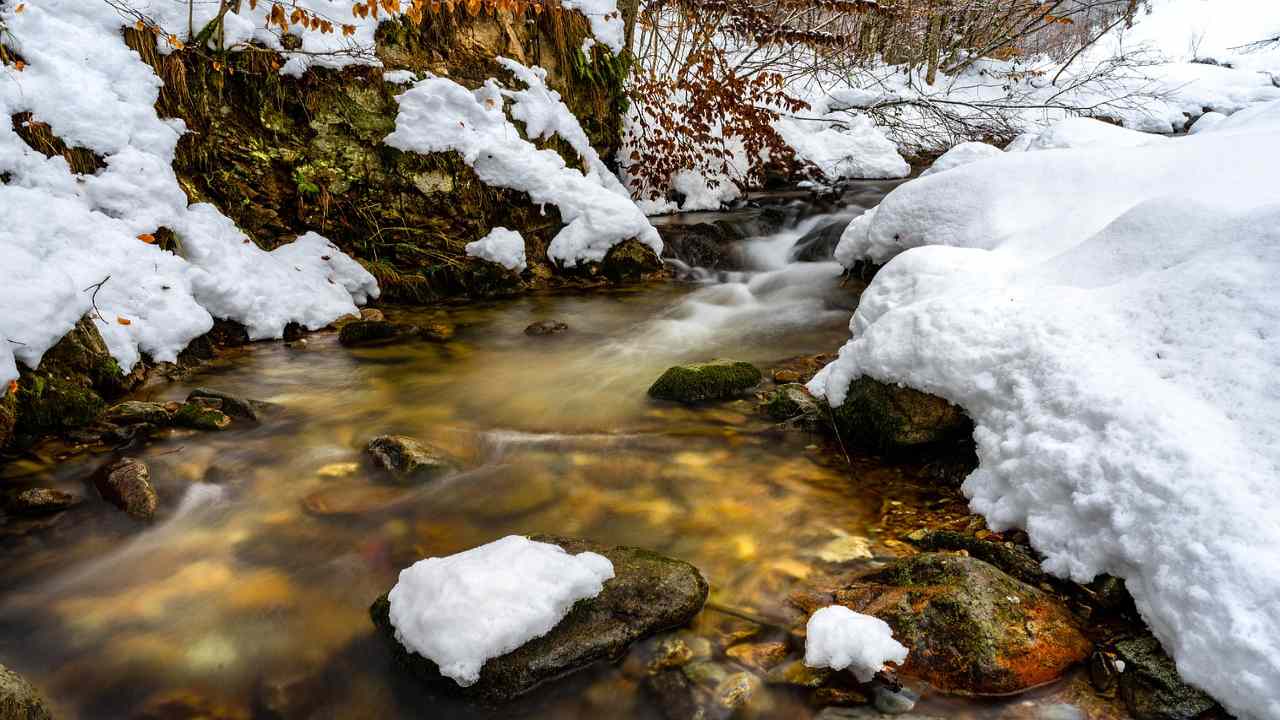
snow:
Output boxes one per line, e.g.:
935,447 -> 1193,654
1005,118 -> 1168,152
1,0 -> 377,393
466,228 -> 527,273
1187,111 -> 1227,134
385,60 -> 661,267
559,0 -> 626,54
386,535 -> 615,687
812,104 -> 1280,720
804,606 -> 908,683
920,142 -> 1003,176
383,70 -> 418,85
773,113 -> 909,181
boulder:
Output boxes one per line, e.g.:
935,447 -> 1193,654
172,402 -> 232,431
827,376 -> 971,452
366,435 -> 458,484
338,321 -> 420,348
648,360 -> 762,404
95,457 -> 158,520
524,320 -> 569,337
187,388 -> 273,423
601,238 -> 663,282
103,400 -> 171,426
797,553 -> 1091,696
3,488 -> 80,516
0,665 -> 51,720
1113,636 -> 1217,720
370,536 -> 709,704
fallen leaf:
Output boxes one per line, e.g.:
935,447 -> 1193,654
137,233 -> 156,244
13,61 -> 24,71
15,4 -> 25,12
7,380 -> 17,394
117,317 -> 132,326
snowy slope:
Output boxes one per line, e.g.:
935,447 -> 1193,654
812,104 -> 1280,720
0,0 -> 378,392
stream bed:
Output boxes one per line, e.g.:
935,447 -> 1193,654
0,184 -> 1114,719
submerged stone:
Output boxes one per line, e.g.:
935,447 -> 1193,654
419,322 -> 456,342
1114,635 -> 1217,720
370,536 -> 708,704
172,402 -> 232,431
0,664 -> 51,720
797,553 -> 1091,696
338,321 -> 420,347
648,360 -> 763,404
524,320 -> 569,337
2,488 -> 80,516
187,388 -> 272,423
765,383 -> 822,425
827,376 -> 971,452
104,400 -> 171,426
366,435 -> 458,484
95,457 -> 158,520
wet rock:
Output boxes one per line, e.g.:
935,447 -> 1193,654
725,641 -> 789,671
419,322 -> 456,342
648,633 -> 712,673
645,669 -> 703,720
905,530 -> 1049,588
132,689 -> 248,720
0,391 -> 16,450
648,360 -> 763,404
95,457 -> 158,520
253,669 -> 327,719
682,660 -> 732,690
765,659 -> 831,688
103,400 -> 171,425
791,216 -> 850,263
301,484 -> 411,517
872,684 -> 918,714
0,664 -> 51,720
366,435 -> 458,484
3,488 -> 80,516
187,388 -> 272,423
370,536 -> 709,704
524,320 -> 569,337
658,221 -> 738,271
827,376 -> 971,452
798,553 -> 1091,696
816,708 -> 944,720
811,687 -> 871,707
713,671 -> 764,714
764,384 -> 821,425
773,369 -> 802,384
338,320 -> 420,347
601,238 -> 663,282
1113,635 -> 1217,720
172,402 -> 232,431
360,308 -> 386,322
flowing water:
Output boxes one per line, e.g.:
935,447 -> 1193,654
0,183 -> 1107,719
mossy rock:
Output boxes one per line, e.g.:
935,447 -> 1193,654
370,536 -> 709,704
0,664 -> 52,720
338,321 -> 421,348
104,400 -> 173,426
797,553 -> 1092,696
1114,635 -> 1217,720
648,360 -> 763,404
601,238 -> 663,282
764,384 -> 821,424
827,376 -> 971,452
172,402 -> 232,431
366,435 -> 458,484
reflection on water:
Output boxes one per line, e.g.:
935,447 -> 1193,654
0,195 -> 1101,719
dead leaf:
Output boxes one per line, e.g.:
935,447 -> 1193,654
117,317 -> 132,326
137,233 -> 156,244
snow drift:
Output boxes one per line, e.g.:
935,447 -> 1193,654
812,103 -> 1280,720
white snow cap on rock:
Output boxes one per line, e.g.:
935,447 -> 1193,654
387,536 -> 615,687
385,61 -> 661,267
920,142 -> 1003,176
774,114 -> 910,181
1005,117 -> 1168,153
0,0 -> 377,393
813,104 -> 1280,720
466,228 -> 527,273
559,0 -> 626,54
804,606 -> 908,683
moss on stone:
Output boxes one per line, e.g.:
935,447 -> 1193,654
648,360 -> 763,404
828,375 -> 972,453
172,403 -> 232,431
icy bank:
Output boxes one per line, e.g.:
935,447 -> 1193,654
805,606 -> 908,683
0,0 -> 378,393
386,535 -> 615,686
386,60 -> 661,267
811,104 -> 1280,720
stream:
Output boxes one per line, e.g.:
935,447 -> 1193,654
0,182 -> 1104,719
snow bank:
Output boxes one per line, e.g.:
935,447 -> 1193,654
1005,117 -> 1167,152
804,606 -> 908,683
774,113 -> 909,181
466,228 -> 527,273
812,105 -> 1280,720
387,536 -> 615,686
920,142 -> 1003,176
0,0 -> 377,392
386,61 -> 660,266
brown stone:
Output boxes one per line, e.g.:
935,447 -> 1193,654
725,641 -> 789,671
95,457 -> 158,520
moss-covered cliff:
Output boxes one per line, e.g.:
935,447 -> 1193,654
127,3 -> 632,302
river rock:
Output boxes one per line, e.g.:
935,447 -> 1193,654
338,320 -> 420,347
797,553 -> 1091,696
369,536 -> 709,704
0,664 -> 51,720
419,322 -> 455,342
360,308 -> 385,322
764,383 -> 822,425
95,457 -> 158,520
187,388 -> 272,422
172,401 -> 232,431
1113,635 -> 1217,720
601,238 -> 663,282
524,320 -> 569,337
816,708 -> 944,720
725,641 -> 789,671
366,435 -> 458,484
827,376 -> 971,452
648,360 -> 763,404
103,400 -> 171,425
3,488 -> 80,516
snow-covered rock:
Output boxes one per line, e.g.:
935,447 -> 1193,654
813,102 -> 1280,720
1006,117 -> 1168,152
921,142 -> 1003,176
774,114 -> 910,181
804,606 -> 908,682
466,228 -> 527,273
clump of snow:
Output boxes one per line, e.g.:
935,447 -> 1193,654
1187,111 -> 1227,134
774,113 -> 909,181
0,0 -> 377,393
466,228 -> 527,273
1006,117 -> 1168,152
812,103 -> 1280,720
920,142 -> 1003,176
383,70 -> 418,85
387,536 -> 615,687
559,0 -> 626,54
385,61 -> 661,266
804,606 -> 908,683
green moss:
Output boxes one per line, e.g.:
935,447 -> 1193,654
828,375 -> 971,453
172,403 -> 232,431
648,360 -> 763,404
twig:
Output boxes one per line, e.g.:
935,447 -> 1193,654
82,275 -> 111,321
